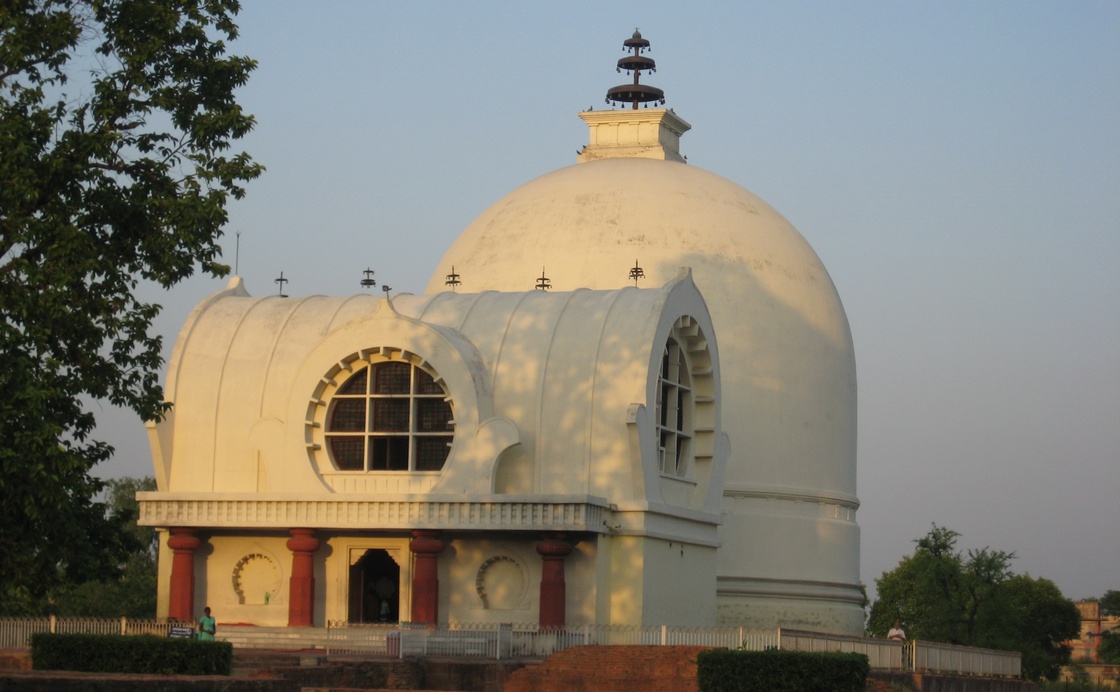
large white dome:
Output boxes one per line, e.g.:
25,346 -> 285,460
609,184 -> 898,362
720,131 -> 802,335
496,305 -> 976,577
426,136 -> 863,633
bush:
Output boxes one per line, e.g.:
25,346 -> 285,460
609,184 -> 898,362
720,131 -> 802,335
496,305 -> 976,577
697,648 -> 870,691
31,633 -> 232,675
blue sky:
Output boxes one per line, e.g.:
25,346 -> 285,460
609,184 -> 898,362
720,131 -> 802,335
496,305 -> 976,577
93,1 -> 1119,605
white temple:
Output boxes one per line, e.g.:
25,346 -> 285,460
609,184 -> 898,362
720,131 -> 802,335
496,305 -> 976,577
139,31 -> 863,634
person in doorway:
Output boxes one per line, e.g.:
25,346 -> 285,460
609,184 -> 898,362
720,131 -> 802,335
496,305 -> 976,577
887,620 -> 906,642
198,606 -> 217,641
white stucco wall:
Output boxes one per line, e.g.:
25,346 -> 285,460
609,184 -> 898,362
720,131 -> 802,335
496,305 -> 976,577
145,274 -> 727,627
425,141 -> 863,633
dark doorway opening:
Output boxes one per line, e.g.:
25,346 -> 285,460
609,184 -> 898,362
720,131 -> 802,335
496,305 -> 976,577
348,549 -> 400,623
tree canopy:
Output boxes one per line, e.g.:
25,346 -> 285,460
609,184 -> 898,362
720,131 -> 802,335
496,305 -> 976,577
50,477 -> 158,617
868,524 -> 1081,681
1099,590 -> 1120,618
0,0 -> 260,614
1098,590 -> 1120,665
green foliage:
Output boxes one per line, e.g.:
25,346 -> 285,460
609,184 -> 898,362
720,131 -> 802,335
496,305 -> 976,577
0,0 -> 260,614
1099,631 -> 1120,665
1004,574 -> 1082,680
868,524 -> 1016,646
50,477 -> 158,617
869,524 -> 1082,681
1099,590 -> 1120,617
32,632 -> 232,675
696,649 -> 869,692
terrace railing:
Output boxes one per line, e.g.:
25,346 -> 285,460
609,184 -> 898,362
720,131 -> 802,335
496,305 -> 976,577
910,638 -> 1022,678
0,616 -> 1021,678
779,627 -> 905,670
323,621 -> 779,659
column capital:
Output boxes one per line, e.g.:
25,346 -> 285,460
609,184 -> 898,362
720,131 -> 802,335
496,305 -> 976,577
536,533 -> 573,559
409,529 -> 445,556
167,527 -> 200,552
286,527 -> 320,554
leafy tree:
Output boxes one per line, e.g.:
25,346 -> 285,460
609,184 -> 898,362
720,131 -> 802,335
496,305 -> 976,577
1099,631 -> 1120,665
1099,590 -> 1120,617
50,477 -> 158,617
0,0 -> 260,613
869,525 -> 1082,680
868,524 -> 1016,647
1004,574 -> 1081,681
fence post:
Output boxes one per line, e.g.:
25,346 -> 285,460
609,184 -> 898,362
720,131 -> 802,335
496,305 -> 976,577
49,615 -> 56,634
120,616 -> 127,636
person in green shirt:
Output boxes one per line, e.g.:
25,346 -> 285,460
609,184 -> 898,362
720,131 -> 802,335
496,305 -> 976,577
198,607 -> 216,641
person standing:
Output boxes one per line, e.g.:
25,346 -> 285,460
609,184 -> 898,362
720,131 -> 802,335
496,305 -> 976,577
887,620 -> 906,642
198,606 -> 216,641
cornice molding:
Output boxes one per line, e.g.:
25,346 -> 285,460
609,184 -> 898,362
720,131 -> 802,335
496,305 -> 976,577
138,497 -> 608,532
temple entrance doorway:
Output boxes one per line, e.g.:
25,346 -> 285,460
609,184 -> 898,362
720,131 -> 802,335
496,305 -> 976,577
348,549 -> 400,623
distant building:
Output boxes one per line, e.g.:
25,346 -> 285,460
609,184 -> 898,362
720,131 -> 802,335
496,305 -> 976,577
1070,601 -> 1120,663
138,32 -> 863,634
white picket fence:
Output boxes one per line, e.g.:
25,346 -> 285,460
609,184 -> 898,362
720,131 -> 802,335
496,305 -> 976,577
0,617 -> 1020,677
0,616 -> 178,648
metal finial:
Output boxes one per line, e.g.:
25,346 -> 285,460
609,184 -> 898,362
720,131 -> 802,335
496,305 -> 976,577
360,268 -> 376,290
444,265 -> 461,291
381,284 -> 392,296
274,271 -> 289,298
606,29 -> 666,110
535,267 -> 551,291
629,259 -> 645,286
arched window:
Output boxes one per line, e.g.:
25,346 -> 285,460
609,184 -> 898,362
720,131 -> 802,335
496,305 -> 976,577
325,361 -> 453,472
656,337 -> 693,476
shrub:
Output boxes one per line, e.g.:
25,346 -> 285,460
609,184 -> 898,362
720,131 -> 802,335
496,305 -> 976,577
697,648 -> 870,692
31,633 -> 232,675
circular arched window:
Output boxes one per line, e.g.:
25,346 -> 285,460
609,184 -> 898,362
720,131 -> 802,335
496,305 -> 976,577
325,361 -> 453,472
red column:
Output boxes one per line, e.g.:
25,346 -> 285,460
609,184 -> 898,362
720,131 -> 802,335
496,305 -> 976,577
167,528 -> 200,621
537,533 -> 573,629
409,530 -> 445,626
287,528 -> 320,627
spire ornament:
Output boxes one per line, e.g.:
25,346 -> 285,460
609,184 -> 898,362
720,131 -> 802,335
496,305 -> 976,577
629,259 -> 645,286
360,267 -> 376,290
606,30 -> 666,110
535,267 -> 552,291
444,265 -> 461,291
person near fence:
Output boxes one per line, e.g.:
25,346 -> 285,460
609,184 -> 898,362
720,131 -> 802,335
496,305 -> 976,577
887,620 -> 906,642
198,607 -> 216,641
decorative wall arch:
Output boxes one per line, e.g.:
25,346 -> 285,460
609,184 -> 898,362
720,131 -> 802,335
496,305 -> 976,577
475,554 -> 529,610
231,550 -> 283,606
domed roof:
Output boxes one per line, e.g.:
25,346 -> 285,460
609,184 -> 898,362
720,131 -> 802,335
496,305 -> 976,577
427,154 -> 855,492
425,106 -> 862,633
427,157 -> 839,332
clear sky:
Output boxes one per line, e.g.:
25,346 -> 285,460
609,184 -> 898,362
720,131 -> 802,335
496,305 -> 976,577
92,1 -> 1119,605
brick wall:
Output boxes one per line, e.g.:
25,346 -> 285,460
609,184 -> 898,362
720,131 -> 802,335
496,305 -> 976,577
503,645 -> 712,692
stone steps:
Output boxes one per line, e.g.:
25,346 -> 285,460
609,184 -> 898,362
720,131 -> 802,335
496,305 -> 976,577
219,625 -> 328,651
